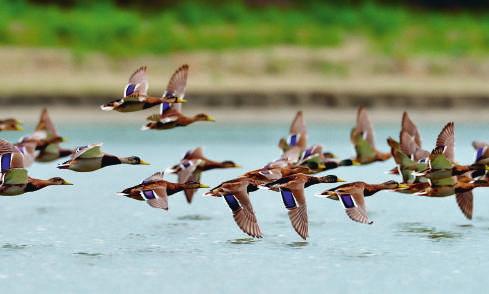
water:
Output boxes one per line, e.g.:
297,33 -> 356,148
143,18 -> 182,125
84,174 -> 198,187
0,121 -> 488,293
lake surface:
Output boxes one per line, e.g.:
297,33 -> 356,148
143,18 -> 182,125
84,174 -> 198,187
0,120 -> 488,293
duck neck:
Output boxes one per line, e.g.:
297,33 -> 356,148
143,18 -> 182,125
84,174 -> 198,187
26,179 -> 53,192
101,155 -> 122,167
364,183 -> 385,195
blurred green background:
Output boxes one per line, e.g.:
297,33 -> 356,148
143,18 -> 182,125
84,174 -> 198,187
3,0 -> 489,57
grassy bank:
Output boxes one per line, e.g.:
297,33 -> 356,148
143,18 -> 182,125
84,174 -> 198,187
2,1 -> 489,57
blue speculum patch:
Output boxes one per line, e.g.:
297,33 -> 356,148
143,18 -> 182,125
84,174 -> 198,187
340,194 -> 355,209
281,190 -> 297,209
161,102 -> 171,114
1,153 -> 12,173
142,190 -> 156,200
125,84 -> 136,96
224,194 -> 240,212
476,147 -> 486,162
288,134 -> 298,146
303,147 -> 313,158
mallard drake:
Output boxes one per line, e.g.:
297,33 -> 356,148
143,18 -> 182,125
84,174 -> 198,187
263,174 -> 345,240
168,147 -> 240,203
118,171 -> 208,210
101,65 -> 188,112
299,144 -> 356,173
0,140 -> 72,196
0,118 -> 22,131
278,111 -> 308,163
350,107 -> 391,164
316,181 -> 403,224
206,177 -> 262,238
57,143 -> 150,172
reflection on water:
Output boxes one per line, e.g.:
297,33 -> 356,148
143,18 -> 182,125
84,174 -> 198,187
2,243 -> 29,250
228,238 -> 258,245
398,222 -> 462,241
286,241 -> 309,248
73,252 -> 103,257
342,250 -> 379,258
177,214 -> 212,221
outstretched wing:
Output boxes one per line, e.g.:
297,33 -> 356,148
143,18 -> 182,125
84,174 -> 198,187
455,191 -> 473,220
124,66 -> 148,97
401,112 -> 422,147
436,122 -> 455,162
356,107 -> 375,147
72,143 -> 104,159
0,140 -> 24,170
223,190 -> 262,238
164,64 -> 189,99
35,108 -> 58,137
337,189 -> 372,224
142,172 -> 165,184
280,187 -> 308,240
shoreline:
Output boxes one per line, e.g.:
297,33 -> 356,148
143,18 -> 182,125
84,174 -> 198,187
2,106 -> 488,124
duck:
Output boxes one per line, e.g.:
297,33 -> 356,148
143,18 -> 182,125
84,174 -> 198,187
386,137 -> 428,184
57,143 -> 150,172
263,174 -> 345,240
118,171 -> 208,210
101,65 -> 187,112
316,180 -> 404,224
277,111 -> 308,163
0,140 -> 72,196
399,112 -> 430,161
0,118 -> 22,131
167,147 -> 240,203
350,107 -> 391,164
142,100 -> 215,130
206,177 -> 262,238
299,144 -> 357,173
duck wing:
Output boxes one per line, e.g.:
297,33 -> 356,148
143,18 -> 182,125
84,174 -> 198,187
356,106 -> 375,147
280,186 -> 308,240
164,64 -> 189,99
124,65 -> 148,97
183,171 -> 201,204
72,143 -> 104,160
142,172 -> 165,184
140,187 -> 168,210
455,191 -> 473,220
336,188 -> 372,224
223,190 -> 262,238
1,168 -> 28,185
401,112 -> 422,147
0,139 -> 24,171
436,122 -> 455,162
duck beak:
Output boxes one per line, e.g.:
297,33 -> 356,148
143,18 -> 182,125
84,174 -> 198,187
176,97 -> 187,103
351,160 -> 361,166
57,164 -> 69,169
485,165 -> 489,171
14,123 -> 23,131
233,164 -> 242,168
207,115 -> 216,122
336,178 -> 346,182
62,180 -> 74,185
199,184 -> 210,188
139,160 -> 151,165
397,183 -> 409,189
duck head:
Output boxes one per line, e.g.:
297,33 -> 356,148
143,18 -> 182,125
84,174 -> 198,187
48,177 -> 73,186
0,119 -> 23,131
121,156 -> 150,165
194,113 -> 215,122
221,160 -> 241,168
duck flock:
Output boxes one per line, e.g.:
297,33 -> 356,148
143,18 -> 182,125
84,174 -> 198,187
1,64 -> 489,240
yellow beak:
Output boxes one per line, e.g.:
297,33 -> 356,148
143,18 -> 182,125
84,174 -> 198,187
176,97 -> 187,103
199,184 -> 210,188
397,183 -> 409,189
352,160 -> 361,166
336,178 -> 346,182
63,180 -> 74,185
233,164 -> 242,168
15,124 -> 23,131
140,160 -> 151,165
207,115 -> 216,122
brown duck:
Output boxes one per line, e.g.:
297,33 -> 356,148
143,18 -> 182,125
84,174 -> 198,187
168,147 -> 240,203
118,172 -> 208,210
206,177 -> 262,238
